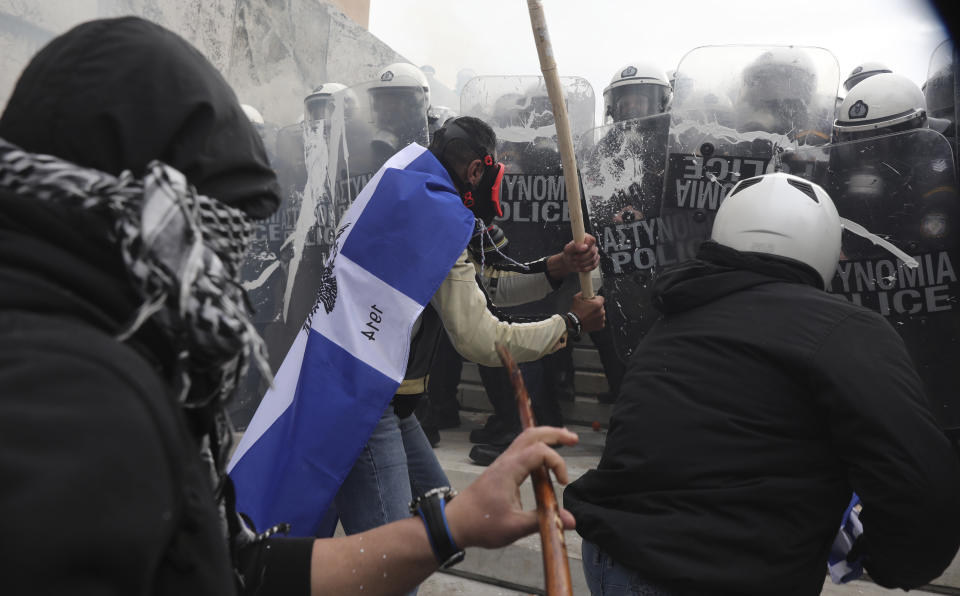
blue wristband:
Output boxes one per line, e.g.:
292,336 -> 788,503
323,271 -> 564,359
410,487 -> 464,569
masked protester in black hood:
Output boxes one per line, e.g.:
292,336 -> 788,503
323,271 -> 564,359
0,18 -> 596,596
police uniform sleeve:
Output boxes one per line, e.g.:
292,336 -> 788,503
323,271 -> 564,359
431,249 -> 567,367
812,310 -> 960,589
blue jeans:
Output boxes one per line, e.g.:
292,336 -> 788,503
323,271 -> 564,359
334,404 -> 449,594
582,539 -> 678,596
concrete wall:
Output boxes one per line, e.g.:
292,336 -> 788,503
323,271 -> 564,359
0,0 -> 404,126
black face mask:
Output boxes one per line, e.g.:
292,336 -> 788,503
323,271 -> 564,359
430,120 -> 504,224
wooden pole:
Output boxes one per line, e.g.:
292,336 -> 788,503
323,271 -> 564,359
526,0 -> 594,298
495,342 -> 573,596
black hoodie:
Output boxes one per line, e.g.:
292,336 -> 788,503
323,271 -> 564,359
564,242 -> 960,596
0,18 -> 310,596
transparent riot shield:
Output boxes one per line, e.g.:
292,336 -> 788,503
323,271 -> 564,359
231,91 -> 357,427
925,39 -> 958,175
576,113 -> 670,359
661,45 -> 841,267
230,121 -> 306,426
790,129 -> 960,432
460,75 -> 595,263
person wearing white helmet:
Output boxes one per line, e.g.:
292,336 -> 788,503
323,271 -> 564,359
368,62 -> 431,164
303,82 -> 349,124
834,72 -> 950,142
736,47 -> 818,137
826,71 -> 959,294
843,61 -> 893,93
565,172 -> 960,595
603,62 -> 672,124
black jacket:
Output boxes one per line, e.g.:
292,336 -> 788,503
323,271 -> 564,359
564,243 -> 960,596
0,17 -> 310,596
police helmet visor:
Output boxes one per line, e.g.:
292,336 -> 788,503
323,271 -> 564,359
608,85 -> 668,121
369,87 -> 426,121
832,114 -> 926,144
304,96 -> 334,122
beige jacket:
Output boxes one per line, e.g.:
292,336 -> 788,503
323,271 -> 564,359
429,249 -> 567,367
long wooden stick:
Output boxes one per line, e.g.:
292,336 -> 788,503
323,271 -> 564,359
526,0 -> 594,298
495,342 -> 573,596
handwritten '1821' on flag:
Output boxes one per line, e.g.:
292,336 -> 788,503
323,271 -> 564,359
228,143 -> 475,535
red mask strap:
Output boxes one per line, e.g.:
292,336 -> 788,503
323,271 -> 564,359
490,163 -> 505,218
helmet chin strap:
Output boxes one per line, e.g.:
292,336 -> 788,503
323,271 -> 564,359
841,218 -> 919,269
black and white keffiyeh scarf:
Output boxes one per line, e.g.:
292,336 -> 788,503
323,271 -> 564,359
0,137 -> 272,408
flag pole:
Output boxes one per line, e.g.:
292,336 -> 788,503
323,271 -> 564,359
526,0 -> 594,298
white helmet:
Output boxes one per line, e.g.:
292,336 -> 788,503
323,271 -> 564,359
737,48 -> 818,135
740,47 -> 817,103
843,61 -> 892,92
603,62 -> 672,122
833,73 -> 927,143
372,62 -> 431,110
712,172 -> 841,287
304,82 -> 349,122
241,103 -> 264,125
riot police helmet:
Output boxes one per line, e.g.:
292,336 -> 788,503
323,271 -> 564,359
603,62 -> 672,123
834,73 -> 929,143
737,47 -> 817,134
843,61 -> 892,93
303,82 -> 349,123
370,63 -> 431,118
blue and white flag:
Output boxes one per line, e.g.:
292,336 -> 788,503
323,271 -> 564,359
828,493 -> 865,584
228,144 -> 474,536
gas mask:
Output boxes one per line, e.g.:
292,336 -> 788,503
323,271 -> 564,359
430,119 -> 505,225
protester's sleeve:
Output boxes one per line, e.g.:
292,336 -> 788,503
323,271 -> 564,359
812,311 -> 960,589
237,537 -> 314,596
431,250 -> 567,367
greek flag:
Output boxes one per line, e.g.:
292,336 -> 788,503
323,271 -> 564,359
827,493 -> 865,584
228,144 -> 474,536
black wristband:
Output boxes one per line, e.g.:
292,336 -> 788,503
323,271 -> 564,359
564,311 -> 582,342
410,487 -> 464,569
